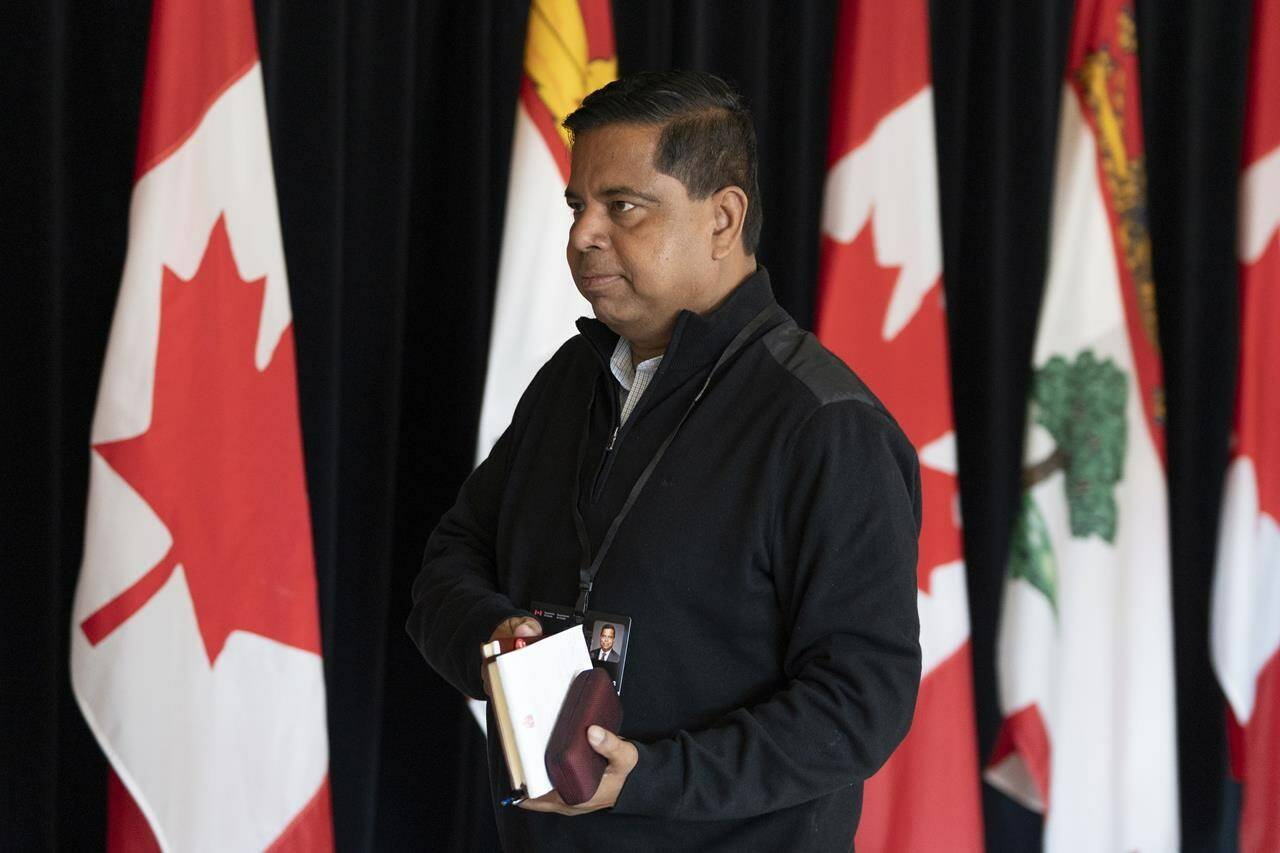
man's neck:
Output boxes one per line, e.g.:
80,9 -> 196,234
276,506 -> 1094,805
629,343 -> 665,365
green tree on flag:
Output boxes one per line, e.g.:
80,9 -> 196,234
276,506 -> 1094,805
1011,350 -> 1128,612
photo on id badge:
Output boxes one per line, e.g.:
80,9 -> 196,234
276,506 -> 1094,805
587,618 -> 628,689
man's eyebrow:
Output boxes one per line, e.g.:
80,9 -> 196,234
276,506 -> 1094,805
603,186 -> 661,204
562,186 -> 661,204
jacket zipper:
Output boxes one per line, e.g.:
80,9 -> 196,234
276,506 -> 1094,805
590,374 -> 623,501
591,419 -> 621,502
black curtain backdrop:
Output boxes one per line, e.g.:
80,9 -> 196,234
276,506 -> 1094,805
1,1 -> 1252,850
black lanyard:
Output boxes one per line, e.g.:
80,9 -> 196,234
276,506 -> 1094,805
569,306 -> 776,616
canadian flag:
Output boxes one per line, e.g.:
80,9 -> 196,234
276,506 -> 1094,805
467,0 -> 615,729
815,2 -> 984,850
1211,0 -> 1280,848
69,1 -> 332,850
985,0 -> 1179,849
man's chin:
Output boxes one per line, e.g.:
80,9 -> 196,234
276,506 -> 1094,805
587,302 -> 641,336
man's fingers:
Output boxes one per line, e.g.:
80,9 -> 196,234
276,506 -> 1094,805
492,615 -> 543,641
511,617 -> 542,638
517,729 -> 634,816
517,791 -> 568,814
482,617 -> 543,700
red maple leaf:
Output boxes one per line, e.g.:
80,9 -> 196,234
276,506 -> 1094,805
82,215 -> 320,665
817,220 -> 963,593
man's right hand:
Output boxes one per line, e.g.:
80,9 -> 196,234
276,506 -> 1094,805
481,616 -> 543,699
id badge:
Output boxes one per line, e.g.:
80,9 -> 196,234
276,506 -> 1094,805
531,600 -> 632,695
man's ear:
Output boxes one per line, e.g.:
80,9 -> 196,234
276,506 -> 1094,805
710,186 -> 748,260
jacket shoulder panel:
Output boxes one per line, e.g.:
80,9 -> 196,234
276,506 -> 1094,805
760,321 -> 884,413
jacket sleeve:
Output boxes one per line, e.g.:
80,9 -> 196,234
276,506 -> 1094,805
612,400 -> 923,820
404,351 -> 566,699
405,421 -> 528,700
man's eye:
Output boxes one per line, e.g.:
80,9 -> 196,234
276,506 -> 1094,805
611,201 -> 636,213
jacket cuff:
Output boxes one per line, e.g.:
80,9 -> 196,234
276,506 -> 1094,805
611,739 -> 682,818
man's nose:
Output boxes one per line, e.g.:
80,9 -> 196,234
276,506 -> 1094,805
569,205 -> 609,253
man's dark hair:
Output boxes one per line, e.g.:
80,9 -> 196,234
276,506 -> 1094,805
563,70 -> 763,254
600,624 -> 615,635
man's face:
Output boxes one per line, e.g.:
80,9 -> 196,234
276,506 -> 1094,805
565,124 -> 719,348
599,627 -> 615,651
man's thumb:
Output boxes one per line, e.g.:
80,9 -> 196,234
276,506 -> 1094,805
587,725 -> 613,753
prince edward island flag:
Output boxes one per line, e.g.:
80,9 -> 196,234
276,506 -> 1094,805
985,0 -> 1179,849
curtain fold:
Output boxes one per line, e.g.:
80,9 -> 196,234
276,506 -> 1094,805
1139,2 -> 1252,846
935,1 -> 1075,847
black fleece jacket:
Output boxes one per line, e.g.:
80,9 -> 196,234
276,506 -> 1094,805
407,268 -> 922,851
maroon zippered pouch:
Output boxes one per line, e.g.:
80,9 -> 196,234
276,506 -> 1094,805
544,667 -> 623,805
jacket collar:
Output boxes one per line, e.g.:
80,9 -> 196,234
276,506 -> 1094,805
576,266 -> 780,384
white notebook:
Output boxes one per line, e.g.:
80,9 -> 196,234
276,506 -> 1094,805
484,626 -> 593,798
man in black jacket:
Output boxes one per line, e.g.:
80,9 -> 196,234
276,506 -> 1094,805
407,71 -> 921,850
